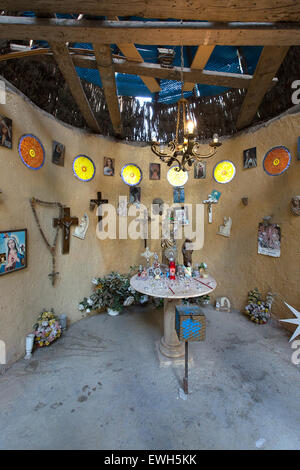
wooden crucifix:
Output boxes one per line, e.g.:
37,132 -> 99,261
90,192 -> 108,229
53,207 -> 78,254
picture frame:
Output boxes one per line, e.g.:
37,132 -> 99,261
174,206 -> 189,225
0,115 -> 12,149
297,137 -> 300,160
129,186 -> 141,206
0,229 -> 27,276
194,161 -> 206,179
258,223 -> 281,258
52,141 -> 65,167
173,186 -> 185,203
149,163 -> 161,180
103,156 -> 115,176
243,147 -> 257,169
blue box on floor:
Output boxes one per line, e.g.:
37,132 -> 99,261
175,305 -> 206,341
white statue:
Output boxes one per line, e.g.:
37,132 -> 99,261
218,216 -> 232,237
117,196 -> 128,217
215,297 -> 231,312
73,213 -> 89,240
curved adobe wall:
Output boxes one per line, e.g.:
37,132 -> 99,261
0,84 -> 299,364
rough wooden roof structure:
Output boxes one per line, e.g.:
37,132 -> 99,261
0,1 -> 300,141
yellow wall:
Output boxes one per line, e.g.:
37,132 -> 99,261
0,86 -> 299,364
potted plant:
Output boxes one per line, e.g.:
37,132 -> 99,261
79,270 -> 142,316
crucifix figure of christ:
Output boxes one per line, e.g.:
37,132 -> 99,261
53,207 -> 78,254
202,195 -> 219,224
135,209 -> 153,248
90,192 -> 108,229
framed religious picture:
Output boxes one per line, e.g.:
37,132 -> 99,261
0,115 -> 12,149
52,141 -> 65,167
174,206 -> 189,225
103,156 -> 115,176
129,186 -> 141,206
298,137 -> 300,160
194,161 -> 206,179
258,223 -> 281,258
0,229 -> 27,276
173,186 -> 185,203
243,147 -> 257,169
149,163 -> 160,180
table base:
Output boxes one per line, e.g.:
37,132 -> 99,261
159,298 -> 185,358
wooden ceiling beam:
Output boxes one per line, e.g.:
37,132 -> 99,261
2,1 -> 300,22
183,45 -> 215,91
0,48 -> 279,90
1,17 -> 300,46
50,41 -> 100,132
93,44 -> 122,135
236,46 -> 289,130
117,43 -> 161,93
106,15 -> 160,94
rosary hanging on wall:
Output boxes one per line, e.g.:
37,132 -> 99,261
30,197 -> 64,286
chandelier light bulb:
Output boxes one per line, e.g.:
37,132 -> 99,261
186,120 -> 195,135
213,133 -> 219,143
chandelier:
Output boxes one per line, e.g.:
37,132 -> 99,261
151,47 -> 222,172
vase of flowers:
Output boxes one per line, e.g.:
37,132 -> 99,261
78,270 -> 142,317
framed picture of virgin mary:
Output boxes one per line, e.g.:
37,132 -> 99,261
0,229 -> 27,276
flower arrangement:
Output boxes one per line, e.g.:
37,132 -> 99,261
78,269 -> 146,316
245,288 -> 273,324
33,309 -> 62,347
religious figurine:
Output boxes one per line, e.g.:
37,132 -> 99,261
154,267 -> 162,280
73,213 -> 89,240
153,252 -> 160,269
183,263 -> 192,278
116,197 -> 128,217
291,196 -> 300,216
217,216 -> 232,237
199,262 -> 208,278
141,268 -> 148,279
215,296 -> 231,312
182,239 -> 193,267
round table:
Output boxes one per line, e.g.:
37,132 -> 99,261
130,274 -> 217,358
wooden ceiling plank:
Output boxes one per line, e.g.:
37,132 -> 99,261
1,17 -> 300,46
236,46 -> 289,130
117,43 -> 161,93
184,45 -> 215,91
93,43 -> 122,135
2,1 -> 300,22
49,41 -> 100,132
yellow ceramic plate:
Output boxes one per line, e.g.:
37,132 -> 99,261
167,166 -> 189,187
121,164 -> 142,186
213,160 -> 236,184
73,155 -> 95,181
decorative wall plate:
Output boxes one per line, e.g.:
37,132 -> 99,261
167,166 -> 189,187
121,164 -> 142,186
73,155 -> 95,181
213,160 -> 236,184
263,146 -> 291,176
18,134 -> 45,170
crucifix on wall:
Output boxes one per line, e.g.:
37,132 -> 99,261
90,192 -> 108,229
53,207 -> 78,254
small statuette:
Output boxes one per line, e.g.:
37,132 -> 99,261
217,216 -> 232,238
73,213 -> 89,240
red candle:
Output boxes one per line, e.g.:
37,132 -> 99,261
169,261 -> 176,280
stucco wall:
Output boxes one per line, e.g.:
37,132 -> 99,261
0,86 -> 299,364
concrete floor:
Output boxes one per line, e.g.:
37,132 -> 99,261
0,305 -> 299,450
